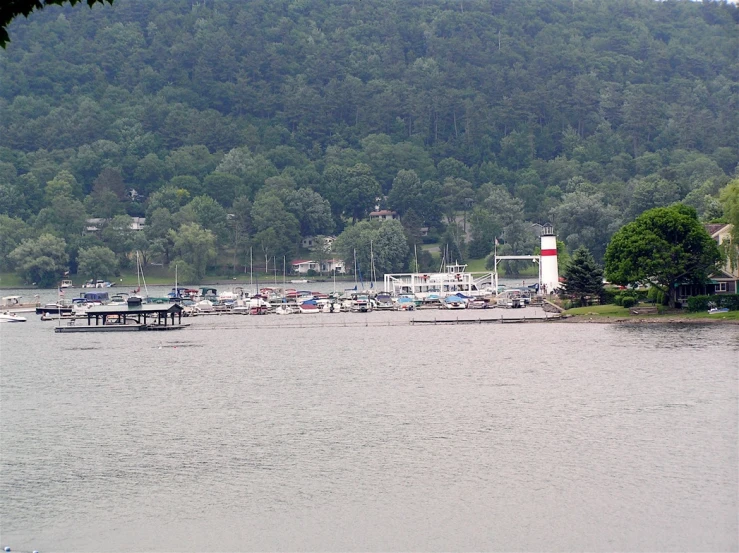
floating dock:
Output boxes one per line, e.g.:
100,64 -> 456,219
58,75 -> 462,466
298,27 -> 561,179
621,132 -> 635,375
410,315 -> 559,325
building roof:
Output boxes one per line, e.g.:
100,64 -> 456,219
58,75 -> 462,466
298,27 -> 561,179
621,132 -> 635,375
291,259 -> 314,265
704,223 -> 730,237
370,210 -> 397,216
87,303 -> 183,315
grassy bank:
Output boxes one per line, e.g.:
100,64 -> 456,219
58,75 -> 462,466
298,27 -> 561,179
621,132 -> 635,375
565,304 -> 739,321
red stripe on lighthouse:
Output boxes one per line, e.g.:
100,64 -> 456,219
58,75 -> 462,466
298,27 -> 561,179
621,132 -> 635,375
540,249 -> 557,256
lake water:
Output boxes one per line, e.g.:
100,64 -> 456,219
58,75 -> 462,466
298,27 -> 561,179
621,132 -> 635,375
1,293 -> 737,552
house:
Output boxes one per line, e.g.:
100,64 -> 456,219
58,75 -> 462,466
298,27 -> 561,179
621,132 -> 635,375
85,218 -> 106,233
300,236 -> 336,251
707,223 -> 738,294
130,217 -> 146,231
85,216 -> 146,234
291,260 -> 318,274
291,259 -> 346,275
320,259 -> 345,274
369,210 -> 399,222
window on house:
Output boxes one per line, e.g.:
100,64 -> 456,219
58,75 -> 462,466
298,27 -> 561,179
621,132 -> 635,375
715,282 -> 727,292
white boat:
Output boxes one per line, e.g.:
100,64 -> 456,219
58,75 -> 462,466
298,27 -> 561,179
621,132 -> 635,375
374,293 -> 394,311
274,303 -> 297,315
82,280 -> 114,288
444,295 -> 468,309
350,294 -> 372,313
60,279 -> 73,288
194,299 -> 215,313
383,262 -> 493,301
496,290 -> 523,309
1,295 -> 38,313
0,311 -> 27,322
708,307 -> 729,314
108,293 -> 129,306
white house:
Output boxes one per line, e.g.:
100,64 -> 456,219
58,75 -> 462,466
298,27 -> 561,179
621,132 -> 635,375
292,259 -> 346,274
320,259 -> 345,274
85,216 -> 146,233
369,210 -> 399,221
706,223 -> 738,294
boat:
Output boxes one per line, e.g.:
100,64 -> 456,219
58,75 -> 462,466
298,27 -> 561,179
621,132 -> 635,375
82,279 -> 114,288
708,307 -> 729,314
383,262 -> 493,301
36,302 -> 73,315
60,279 -> 73,288
373,293 -> 394,311
298,300 -> 320,314
496,290 -> 523,309
0,311 -> 27,322
108,293 -> 129,306
395,296 -> 417,311
79,291 -> 110,304
444,294 -> 468,309
274,303 -> 298,315
350,294 -> 372,313
1,295 -> 38,313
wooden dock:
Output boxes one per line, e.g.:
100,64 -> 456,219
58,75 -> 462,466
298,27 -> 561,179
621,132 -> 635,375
410,315 -> 559,325
54,323 -> 188,333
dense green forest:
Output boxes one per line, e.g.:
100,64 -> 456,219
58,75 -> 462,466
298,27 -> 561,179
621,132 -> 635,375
1,0 -> 737,285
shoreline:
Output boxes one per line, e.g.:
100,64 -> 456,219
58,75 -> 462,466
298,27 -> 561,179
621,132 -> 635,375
559,315 -> 739,325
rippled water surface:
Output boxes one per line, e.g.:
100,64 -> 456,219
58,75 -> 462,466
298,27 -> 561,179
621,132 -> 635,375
1,311 -> 737,552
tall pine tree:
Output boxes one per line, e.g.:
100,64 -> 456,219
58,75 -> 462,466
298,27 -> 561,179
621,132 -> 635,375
563,246 -> 604,307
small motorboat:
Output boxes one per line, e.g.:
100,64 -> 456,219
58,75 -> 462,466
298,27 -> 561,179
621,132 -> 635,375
708,307 -> 729,314
0,311 -> 27,322
298,300 -> 320,314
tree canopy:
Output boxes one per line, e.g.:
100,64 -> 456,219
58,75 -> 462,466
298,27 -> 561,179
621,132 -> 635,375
0,0 -> 737,282
604,205 -> 721,307
1,0 -> 113,47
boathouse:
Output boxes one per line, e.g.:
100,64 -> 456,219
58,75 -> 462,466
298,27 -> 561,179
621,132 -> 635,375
55,302 -> 185,332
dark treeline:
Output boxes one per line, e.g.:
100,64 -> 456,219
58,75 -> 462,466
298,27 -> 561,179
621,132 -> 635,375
1,0 -> 737,284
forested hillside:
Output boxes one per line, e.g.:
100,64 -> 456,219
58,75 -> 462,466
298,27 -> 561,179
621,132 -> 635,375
1,0 -> 737,285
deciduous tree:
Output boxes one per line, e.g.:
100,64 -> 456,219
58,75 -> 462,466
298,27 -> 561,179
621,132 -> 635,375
9,233 -> 68,287
604,205 -> 721,308
77,245 -> 118,281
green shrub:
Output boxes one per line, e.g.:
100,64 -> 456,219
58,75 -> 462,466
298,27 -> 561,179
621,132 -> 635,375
613,294 -> 623,306
602,287 -> 620,305
621,297 -> 637,308
687,294 -> 739,312
687,295 -> 710,312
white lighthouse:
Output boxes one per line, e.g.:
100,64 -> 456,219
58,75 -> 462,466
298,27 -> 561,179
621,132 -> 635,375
540,224 -> 559,294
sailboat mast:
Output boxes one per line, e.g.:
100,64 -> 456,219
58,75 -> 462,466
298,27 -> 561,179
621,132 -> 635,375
370,239 -> 375,286
354,248 -> 358,288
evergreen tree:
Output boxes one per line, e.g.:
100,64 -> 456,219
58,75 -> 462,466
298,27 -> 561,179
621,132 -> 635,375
562,246 -> 604,307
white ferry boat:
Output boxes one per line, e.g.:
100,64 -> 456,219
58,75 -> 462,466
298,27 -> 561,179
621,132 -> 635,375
383,263 -> 493,301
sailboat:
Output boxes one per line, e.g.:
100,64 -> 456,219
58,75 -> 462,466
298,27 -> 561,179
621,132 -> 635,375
130,251 -> 149,302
